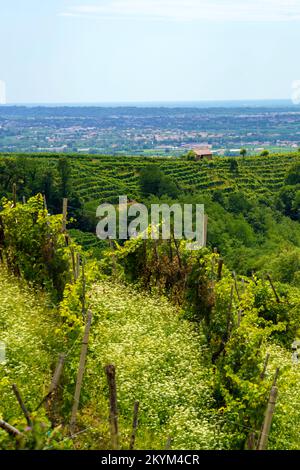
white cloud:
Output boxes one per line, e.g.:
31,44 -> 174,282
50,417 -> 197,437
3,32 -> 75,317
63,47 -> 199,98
59,0 -> 300,22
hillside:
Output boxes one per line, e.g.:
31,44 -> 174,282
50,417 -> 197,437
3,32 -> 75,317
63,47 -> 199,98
0,194 -> 300,450
1,152 -> 300,205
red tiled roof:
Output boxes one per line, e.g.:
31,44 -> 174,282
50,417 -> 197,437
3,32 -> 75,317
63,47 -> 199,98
193,148 -> 212,156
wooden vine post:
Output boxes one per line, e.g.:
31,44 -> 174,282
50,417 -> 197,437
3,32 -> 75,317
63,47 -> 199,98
12,384 -> 32,428
165,436 -> 172,450
12,183 -> 17,208
257,369 -> 279,450
105,364 -> 119,450
81,257 -> 86,318
62,198 -> 68,233
232,271 -> 241,301
260,353 -> 270,380
267,274 -> 280,304
36,353 -> 66,411
257,385 -> 278,450
70,310 -> 93,436
70,247 -> 77,282
129,401 -> 140,450
43,194 -> 48,212
217,258 -> 223,280
0,419 -> 22,438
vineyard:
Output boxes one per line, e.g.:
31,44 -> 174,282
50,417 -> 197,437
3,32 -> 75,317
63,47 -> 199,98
1,152 -> 300,205
0,152 -> 300,450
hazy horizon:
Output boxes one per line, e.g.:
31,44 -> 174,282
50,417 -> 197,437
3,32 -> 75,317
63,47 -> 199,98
1,98 -> 299,109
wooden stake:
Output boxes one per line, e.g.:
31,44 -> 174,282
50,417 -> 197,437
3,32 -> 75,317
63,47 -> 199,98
43,194 -> 48,212
257,386 -> 278,450
232,271 -> 241,301
168,238 -> 173,262
105,364 -> 119,450
82,257 -> 86,318
173,238 -> 182,269
76,253 -> 81,280
217,258 -> 223,280
129,401 -> 140,450
246,432 -> 257,450
70,310 -> 92,436
267,275 -> 280,304
153,239 -> 159,262
165,436 -> 172,450
70,247 -> 76,282
272,367 -> 280,387
12,183 -> 17,208
237,308 -> 242,327
36,353 -> 66,411
0,419 -> 22,438
12,384 -> 32,428
260,353 -> 270,380
62,198 -> 68,232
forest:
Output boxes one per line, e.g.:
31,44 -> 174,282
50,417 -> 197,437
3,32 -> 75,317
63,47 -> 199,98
0,151 -> 300,450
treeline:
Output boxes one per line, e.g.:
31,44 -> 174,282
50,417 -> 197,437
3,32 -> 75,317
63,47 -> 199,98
0,156 -> 94,231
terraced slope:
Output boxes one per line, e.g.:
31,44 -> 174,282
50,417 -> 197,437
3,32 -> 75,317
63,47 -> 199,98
66,152 -> 300,203
1,152 -> 299,205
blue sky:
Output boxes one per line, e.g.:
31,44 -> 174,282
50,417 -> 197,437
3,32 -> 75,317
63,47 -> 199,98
1,0 -> 300,103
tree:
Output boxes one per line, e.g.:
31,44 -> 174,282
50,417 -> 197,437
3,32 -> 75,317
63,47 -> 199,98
140,167 -> 178,198
285,164 -> 300,185
260,150 -> 269,157
230,159 -> 239,173
227,191 -> 252,215
186,150 -> 197,161
158,175 -> 179,198
140,166 -> 163,196
240,148 -> 247,158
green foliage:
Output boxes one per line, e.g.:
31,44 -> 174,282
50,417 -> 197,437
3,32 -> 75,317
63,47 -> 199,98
79,281 -> 226,450
111,237 -> 300,448
285,163 -> 300,185
185,150 -> 197,161
0,195 -> 71,299
1,151 -> 300,450
0,269 -> 71,450
140,166 -> 179,198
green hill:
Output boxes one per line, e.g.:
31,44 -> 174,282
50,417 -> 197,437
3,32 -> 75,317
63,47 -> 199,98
1,152 -> 300,204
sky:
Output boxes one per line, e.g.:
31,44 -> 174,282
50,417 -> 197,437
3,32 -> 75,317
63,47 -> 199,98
0,0 -> 300,103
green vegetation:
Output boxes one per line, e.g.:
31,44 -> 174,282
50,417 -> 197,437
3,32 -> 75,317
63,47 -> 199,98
0,151 -> 300,450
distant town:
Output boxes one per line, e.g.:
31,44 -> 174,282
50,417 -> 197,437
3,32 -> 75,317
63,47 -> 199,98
0,104 -> 300,155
